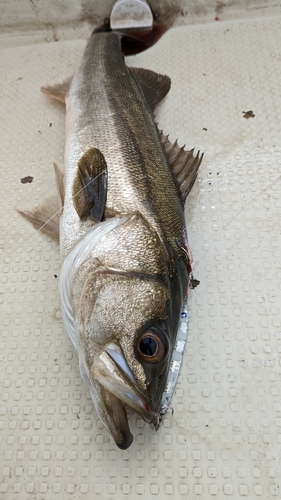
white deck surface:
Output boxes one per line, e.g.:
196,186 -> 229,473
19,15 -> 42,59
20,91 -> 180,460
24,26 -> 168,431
1,16 -> 281,499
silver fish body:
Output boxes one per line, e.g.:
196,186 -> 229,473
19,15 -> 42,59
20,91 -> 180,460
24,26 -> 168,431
62,33 -> 185,259
19,31 -> 202,449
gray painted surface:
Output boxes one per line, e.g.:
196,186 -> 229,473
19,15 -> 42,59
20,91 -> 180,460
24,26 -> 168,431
1,0 -> 281,46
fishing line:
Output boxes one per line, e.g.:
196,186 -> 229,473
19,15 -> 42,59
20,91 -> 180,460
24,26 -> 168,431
38,170 -> 106,233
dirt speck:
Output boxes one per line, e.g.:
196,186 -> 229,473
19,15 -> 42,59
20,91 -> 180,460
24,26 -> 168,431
21,176 -> 33,184
243,110 -> 255,119
190,275 -> 200,289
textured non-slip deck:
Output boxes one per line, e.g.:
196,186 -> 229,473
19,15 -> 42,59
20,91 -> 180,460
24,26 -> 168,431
1,16 -> 281,499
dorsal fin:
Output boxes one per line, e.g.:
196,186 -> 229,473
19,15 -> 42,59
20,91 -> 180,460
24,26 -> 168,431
40,75 -> 73,103
129,67 -> 171,109
159,130 -> 203,203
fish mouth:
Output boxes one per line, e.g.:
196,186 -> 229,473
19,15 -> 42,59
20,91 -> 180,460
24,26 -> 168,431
90,343 -> 158,449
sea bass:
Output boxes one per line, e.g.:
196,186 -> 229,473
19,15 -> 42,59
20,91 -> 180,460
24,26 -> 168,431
19,31 -> 202,449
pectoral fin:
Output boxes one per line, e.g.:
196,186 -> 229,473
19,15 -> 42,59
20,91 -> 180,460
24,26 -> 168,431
129,67 -> 171,109
40,75 -> 73,103
72,148 -> 107,222
159,130 -> 203,203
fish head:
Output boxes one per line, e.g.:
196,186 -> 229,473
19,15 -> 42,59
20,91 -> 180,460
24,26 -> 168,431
63,213 -> 187,448
81,273 -> 172,449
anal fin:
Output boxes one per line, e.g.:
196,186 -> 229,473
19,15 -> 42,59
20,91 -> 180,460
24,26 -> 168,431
159,130 -> 203,203
72,148 -> 107,222
54,162 -> 65,207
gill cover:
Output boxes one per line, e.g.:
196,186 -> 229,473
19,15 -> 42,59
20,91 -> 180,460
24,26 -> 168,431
59,214 -> 131,349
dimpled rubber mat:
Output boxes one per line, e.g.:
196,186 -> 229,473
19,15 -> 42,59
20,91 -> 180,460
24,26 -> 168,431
1,16 -> 281,499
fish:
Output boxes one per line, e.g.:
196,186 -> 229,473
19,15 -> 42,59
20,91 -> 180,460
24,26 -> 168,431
18,31 -> 203,449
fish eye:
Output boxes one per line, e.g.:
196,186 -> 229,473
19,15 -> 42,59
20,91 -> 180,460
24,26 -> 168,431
137,330 -> 165,363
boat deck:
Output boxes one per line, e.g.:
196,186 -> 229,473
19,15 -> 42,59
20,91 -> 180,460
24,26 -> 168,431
1,15 -> 281,499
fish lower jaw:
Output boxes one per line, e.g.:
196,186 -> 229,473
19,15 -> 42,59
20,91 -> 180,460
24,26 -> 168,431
98,345 -> 159,421
89,374 -> 157,449
96,374 -> 158,423
86,347 -> 159,448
